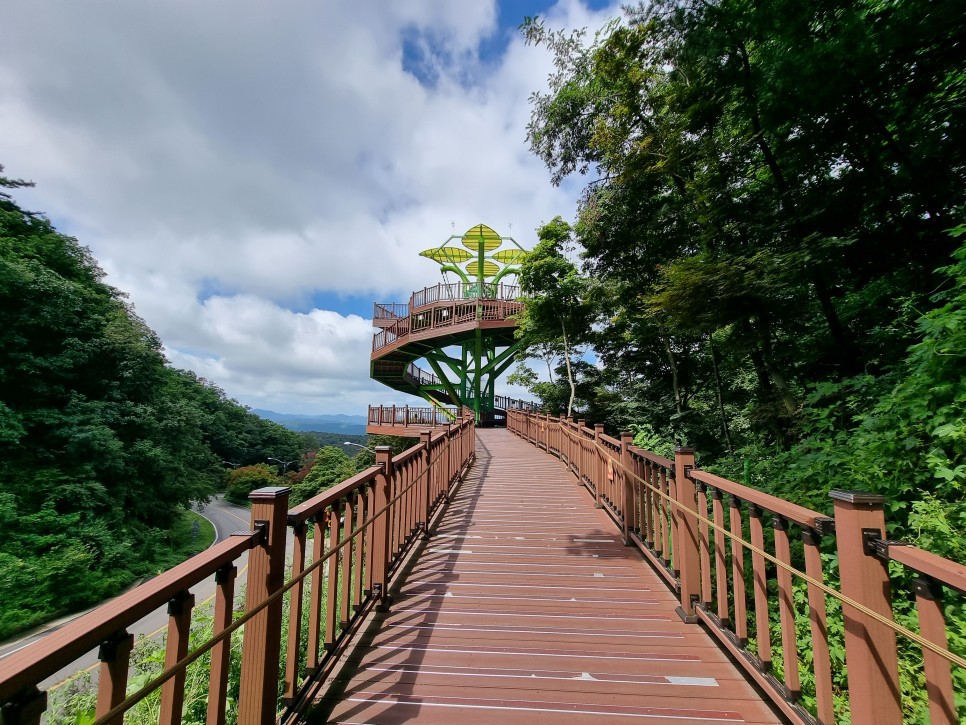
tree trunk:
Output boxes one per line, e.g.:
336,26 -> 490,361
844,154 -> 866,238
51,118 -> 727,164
664,337 -> 684,417
708,335 -> 733,453
560,319 -> 576,418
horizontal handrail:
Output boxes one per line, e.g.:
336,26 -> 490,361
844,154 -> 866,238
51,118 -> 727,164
690,468 -> 826,529
288,466 -> 380,524
882,543 -> 966,595
0,533 -> 256,701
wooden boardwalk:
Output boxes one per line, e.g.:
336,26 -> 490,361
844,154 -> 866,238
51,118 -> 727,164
308,429 -> 783,724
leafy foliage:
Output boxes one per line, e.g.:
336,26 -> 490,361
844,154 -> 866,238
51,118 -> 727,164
521,5 -> 966,719
0,169 -> 305,639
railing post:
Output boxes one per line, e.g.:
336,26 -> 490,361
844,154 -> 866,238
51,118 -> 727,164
420,430 -> 432,539
620,432 -> 635,545
673,447 -> 699,622
829,491 -> 902,725
372,446 -> 394,611
238,486 -> 290,725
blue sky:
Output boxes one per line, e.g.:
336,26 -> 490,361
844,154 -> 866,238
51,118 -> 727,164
1,0 -> 620,415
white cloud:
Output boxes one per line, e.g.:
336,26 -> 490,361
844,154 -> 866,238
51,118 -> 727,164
0,0 -> 620,414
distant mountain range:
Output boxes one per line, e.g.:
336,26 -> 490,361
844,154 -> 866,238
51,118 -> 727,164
253,409 -> 368,435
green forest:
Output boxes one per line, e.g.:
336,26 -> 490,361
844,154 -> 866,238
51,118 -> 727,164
512,0 -> 965,551
508,3 -> 965,716
0,169 -> 314,639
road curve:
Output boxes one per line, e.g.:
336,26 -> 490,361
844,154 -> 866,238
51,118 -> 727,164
0,496 -> 254,690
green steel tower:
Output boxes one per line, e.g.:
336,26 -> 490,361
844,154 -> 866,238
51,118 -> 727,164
370,224 -> 527,427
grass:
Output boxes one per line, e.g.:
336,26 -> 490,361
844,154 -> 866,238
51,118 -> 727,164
149,508 -> 217,571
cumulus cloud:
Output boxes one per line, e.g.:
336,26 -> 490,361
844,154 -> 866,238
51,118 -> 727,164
0,0 -> 619,414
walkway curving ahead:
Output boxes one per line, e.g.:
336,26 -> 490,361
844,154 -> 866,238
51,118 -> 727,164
308,429 -> 783,724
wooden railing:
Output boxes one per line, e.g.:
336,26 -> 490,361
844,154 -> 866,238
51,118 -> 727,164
368,404 -> 458,427
408,281 -> 519,309
372,302 -> 408,321
507,410 -> 966,725
372,299 -> 522,353
0,418 -> 476,724
493,395 -> 540,412
369,396 -> 538,430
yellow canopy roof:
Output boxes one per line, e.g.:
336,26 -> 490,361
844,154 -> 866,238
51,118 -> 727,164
419,247 -> 473,264
465,260 -> 500,278
492,249 -> 527,264
461,224 -> 503,252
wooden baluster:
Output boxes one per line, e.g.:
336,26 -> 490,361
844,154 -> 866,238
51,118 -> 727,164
421,431 -> 433,538
283,523 -> 307,703
729,497 -> 748,646
307,514 -> 325,671
749,505 -> 773,669
802,528 -> 834,725
667,468 -> 678,572
324,502 -> 342,649
160,592 -> 195,725
773,517 -> 800,700
620,432 -> 634,545
593,424 -> 604,508
207,565 -> 236,725
353,490 -> 366,612
711,490 -> 729,626
340,496 -> 354,630
913,576 -> 957,725
662,467 -> 673,567
365,483 -> 375,596
96,631 -> 134,725
644,462 -> 655,547
697,484 -> 712,607
238,485 -> 290,724
830,491 -> 901,725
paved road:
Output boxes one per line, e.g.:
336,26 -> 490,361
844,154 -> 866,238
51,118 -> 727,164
0,496 -> 254,691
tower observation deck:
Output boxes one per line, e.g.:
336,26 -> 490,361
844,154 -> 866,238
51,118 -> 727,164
368,224 -> 534,434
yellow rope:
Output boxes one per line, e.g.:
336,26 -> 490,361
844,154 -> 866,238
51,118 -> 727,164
512,415 -> 966,671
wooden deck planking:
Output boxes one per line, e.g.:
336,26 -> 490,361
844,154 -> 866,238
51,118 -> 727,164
308,429 -> 783,724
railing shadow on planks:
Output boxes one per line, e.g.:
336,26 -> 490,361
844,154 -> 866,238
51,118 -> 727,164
506,409 -> 966,725
0,416 -> 476,725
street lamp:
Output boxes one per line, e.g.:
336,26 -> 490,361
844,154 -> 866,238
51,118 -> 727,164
267,457 -> 297,474
343,442 -> 376,455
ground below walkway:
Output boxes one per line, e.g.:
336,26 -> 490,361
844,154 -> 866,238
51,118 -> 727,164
307,429 -> 783,724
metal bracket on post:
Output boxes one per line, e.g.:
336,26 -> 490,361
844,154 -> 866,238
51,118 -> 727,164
861,528 -> 905,560
253,519 -> 269,546
1,687 -> 47,725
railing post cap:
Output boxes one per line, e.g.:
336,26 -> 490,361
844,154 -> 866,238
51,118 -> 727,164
620,431 -> 633,440
674,446 -> 695,454
375,445 -> 392,453
829,490 -> 886,506
249,486 -> 291,500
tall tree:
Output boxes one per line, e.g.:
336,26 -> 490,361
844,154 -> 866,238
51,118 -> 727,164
516,217 -> 594,417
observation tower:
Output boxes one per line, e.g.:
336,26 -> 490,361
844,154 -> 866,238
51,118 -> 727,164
368,224 -> 534,434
